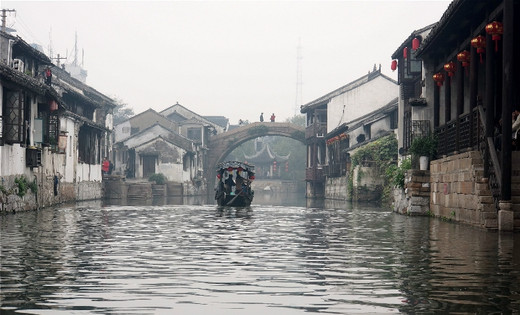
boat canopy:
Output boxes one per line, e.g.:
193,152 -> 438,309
215,161 -> 255,180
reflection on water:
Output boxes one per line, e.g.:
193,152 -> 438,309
1,197 -> 520,314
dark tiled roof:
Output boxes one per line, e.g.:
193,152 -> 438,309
390,23 -> 437,60
300,69 -> 397,113
416,0 -> 502,59
203,116 -> 229,128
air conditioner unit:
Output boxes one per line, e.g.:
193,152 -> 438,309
12,59 -> 24,73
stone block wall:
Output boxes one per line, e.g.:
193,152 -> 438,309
393,169 -> 430,215
325,176 -> 348,200
430,151 -> 497,228
351,166 -> 384,202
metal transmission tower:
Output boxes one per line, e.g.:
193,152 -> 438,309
294,38 -> 303,116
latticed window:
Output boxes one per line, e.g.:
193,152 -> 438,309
2,89 -> 24,144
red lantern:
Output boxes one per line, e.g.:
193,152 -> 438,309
403,47 -> 408,59
227,167 -> 233,172
443,61 -> 456,77
217,173 -> 221,179
471,35 -> 486,63
485,21 -> 503,52
433,72 -> 445,86
237,167 -> 243,172
391,59 -> 397,71
412,37 -> 420,50
49,100 -> 58,111
457,50 -> 470,75
249,175 -> 255,180
456,50 -> 470,67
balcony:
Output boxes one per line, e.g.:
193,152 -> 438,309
305,122 -> 327,140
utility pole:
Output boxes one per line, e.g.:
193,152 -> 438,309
1,9 -> 16,32
52,53 -> 67,67
294,38 -> 303,117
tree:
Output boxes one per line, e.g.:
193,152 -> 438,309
112,97 -> 135,125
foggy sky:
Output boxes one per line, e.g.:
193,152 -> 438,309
3,1 -> 450,125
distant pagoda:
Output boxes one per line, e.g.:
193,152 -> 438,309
244,138 -> 289,179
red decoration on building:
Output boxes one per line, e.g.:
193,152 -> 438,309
412,37 -> 420,50
443,61 -> 456,77
403,47 -> 408,59
456,50 -> 470,67
471,35 -> 486,63
49,100 -> 58,111
249,175 -> 255,180
391,59 -> 397,71
227,167 -> 233,172
217,173 -> 221,179
433,72 -> 445,86
457,50 -> 470,75
485,21 -> 503,52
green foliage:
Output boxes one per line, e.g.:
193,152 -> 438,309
347,134 -> 398,203
285,114 -> 306,127
386,157 -> 412,189
148,173 -> 167,185
112,97 -> 135,125
409,134 -> 437,158
14,175 -> 29,197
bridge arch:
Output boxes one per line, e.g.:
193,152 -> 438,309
205,122 -> 306,194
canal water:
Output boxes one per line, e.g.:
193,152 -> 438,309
1,192 -> 520,314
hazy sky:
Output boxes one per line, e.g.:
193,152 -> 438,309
3,1 -> 451,124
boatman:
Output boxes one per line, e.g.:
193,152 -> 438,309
225,174 -> 235,193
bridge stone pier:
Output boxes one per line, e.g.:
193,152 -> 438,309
204,122 -> 305,200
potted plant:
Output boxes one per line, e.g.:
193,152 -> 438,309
409,135 -> 437,170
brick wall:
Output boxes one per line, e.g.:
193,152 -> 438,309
430,151 -> 497,228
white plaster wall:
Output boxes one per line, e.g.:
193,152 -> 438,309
60,117 -> 77,183
157,163 -> 191,183
114,121 -> 131,143
123,125 -> 170,147
327,77 -> 397,133
76,162 -> 102,183
371,118 -> 392,138
1,144 -> 26,176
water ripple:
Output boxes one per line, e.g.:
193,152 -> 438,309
2,202 -> 520,314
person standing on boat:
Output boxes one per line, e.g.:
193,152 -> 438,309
235,174 -> 244,194
225,174 -> 235,193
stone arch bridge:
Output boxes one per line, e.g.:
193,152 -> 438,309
205,122 -> 305,194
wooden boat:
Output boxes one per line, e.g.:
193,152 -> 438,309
214,161 -> 255,206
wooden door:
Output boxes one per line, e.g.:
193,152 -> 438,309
142,155 -> 157,178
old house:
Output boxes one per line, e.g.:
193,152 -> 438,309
300,67 -> 398,199
400,0 -> 519,230
0,31 -> 114,211
113,103 -> 228,195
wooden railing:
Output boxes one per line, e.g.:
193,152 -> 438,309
435,107 -> 500,210
305,122 -> 327,140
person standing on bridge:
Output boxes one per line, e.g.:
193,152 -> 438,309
270,113 -> 275,122
260,113 -> 264,122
